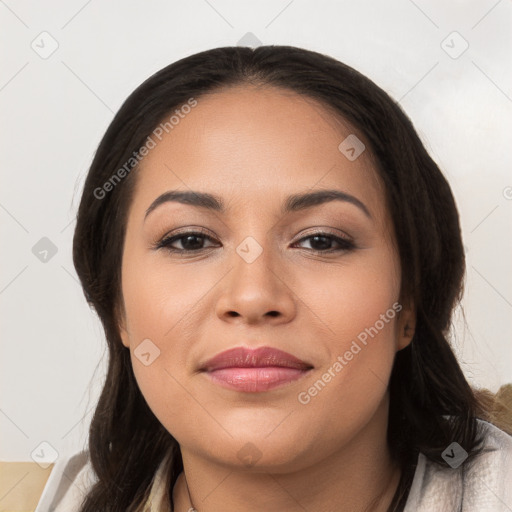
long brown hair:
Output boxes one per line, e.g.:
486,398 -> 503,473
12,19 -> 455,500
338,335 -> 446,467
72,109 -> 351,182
73,45 -> 487,511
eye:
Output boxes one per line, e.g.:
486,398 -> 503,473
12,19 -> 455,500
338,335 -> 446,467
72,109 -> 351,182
155,230 -> 218,253
292,232 -> 355,254
154,229 -> 355,255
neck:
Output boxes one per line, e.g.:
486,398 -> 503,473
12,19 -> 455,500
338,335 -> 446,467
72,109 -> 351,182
172,397 -> 401,512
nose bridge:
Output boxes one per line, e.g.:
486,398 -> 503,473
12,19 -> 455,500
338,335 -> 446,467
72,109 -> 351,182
231,232 -> 280,294
229,204 -> 275,269
215,231 -> 295,323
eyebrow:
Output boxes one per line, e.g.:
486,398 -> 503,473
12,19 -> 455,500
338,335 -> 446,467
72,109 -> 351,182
144,189 -> 371,221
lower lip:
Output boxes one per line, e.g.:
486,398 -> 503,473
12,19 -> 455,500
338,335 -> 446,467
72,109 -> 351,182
205,367 -> 311,392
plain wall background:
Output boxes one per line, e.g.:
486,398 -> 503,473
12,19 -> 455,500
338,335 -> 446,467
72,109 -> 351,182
1,0 -> 511,463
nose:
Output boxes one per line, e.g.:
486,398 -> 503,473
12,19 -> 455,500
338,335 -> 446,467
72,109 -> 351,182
215,243 -> 296,326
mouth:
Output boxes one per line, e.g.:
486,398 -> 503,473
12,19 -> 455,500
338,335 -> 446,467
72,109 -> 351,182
199,346 -> 314,393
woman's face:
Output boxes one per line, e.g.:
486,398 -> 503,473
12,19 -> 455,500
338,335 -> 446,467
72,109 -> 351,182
118,85 -> 414,472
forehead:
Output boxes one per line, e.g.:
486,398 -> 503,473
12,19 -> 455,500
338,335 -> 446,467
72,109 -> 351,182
130,84 -> 388,227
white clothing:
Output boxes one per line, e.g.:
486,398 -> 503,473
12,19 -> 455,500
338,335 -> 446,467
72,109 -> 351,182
35,419 -> 512,512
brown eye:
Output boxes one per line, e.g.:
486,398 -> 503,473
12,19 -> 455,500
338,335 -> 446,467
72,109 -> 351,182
157,231 -> 218,253
154,230 -> 355,255
293,232 -> 355,253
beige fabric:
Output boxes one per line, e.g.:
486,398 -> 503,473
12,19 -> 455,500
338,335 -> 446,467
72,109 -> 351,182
0,462 -> 53,512
33,451 -> 92,512
32,450 -> 173,512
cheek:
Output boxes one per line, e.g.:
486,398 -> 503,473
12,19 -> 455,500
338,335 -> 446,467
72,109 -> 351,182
294,300 -> 398,457
295,249 -> 400,349
120,246 -> 200,346
122,275 -> 200,441
293,252 -> 400,415
130,354 -> 186,438
120,252 -> 211,439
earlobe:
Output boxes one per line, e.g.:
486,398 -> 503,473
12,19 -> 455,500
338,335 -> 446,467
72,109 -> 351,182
119,324 -> 130,348
397,303 -> 416,351
115,304 -> 131,349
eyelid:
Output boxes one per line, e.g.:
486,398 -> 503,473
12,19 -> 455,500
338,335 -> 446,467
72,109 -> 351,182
154,226 -> 353,246
291,227 -> 353,244
153,226 -> 356,256
151,225 -> 215,245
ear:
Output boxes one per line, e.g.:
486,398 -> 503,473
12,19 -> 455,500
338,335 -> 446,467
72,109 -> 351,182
395,298 -> 416,351
115,302 -> 131,349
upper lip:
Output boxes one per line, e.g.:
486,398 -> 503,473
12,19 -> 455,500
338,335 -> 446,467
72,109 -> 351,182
200,346 -> 313,372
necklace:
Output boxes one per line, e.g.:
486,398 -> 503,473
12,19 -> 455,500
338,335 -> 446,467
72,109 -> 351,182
178,462 -> 411,512
180,472 -> 197,512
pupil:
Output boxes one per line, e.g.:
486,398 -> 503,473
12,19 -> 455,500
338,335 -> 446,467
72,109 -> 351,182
312,235 -> 330,250
183,235 -> 203,250
179,235 -> 334,251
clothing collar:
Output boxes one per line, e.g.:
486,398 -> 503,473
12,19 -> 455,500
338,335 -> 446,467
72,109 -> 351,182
142,449 -> 175,511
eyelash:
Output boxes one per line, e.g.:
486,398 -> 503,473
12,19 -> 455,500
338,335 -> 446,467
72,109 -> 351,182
154,229 -> 355,255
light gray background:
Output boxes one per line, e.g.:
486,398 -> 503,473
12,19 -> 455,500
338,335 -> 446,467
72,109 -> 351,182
1,0 -> 511,463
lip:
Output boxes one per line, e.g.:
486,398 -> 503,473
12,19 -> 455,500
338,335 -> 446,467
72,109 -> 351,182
200,346 -> 313,393
200,346 -> 313,372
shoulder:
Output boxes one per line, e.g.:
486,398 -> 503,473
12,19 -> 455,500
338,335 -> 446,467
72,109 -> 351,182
404,419 -> 512,512
35,449 -> 96,512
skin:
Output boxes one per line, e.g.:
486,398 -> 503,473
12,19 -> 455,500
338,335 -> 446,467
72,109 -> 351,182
118,84 -> 416,512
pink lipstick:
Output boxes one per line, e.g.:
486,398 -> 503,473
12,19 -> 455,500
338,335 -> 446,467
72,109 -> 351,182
200,346 -> 313,392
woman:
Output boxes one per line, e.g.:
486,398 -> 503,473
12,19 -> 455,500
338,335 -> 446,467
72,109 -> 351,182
36,45 -> 512,511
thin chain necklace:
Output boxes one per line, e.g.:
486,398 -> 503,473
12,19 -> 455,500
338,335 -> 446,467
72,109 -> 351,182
182,472 -> 197,512
178,465 -> 409,512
